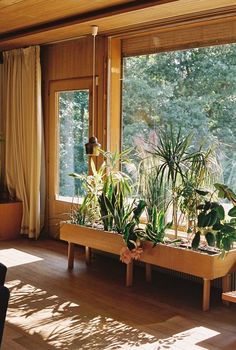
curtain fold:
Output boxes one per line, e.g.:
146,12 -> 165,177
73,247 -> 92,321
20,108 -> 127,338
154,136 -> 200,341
3,46 -> 45,238
0,64 -> 4,192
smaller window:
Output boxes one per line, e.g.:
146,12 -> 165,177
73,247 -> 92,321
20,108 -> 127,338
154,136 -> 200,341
58,89 -> 89,198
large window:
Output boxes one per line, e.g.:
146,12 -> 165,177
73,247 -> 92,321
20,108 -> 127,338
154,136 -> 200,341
122,44 -> 236,191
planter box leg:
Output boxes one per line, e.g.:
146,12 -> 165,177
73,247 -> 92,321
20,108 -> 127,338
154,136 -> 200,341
68,242 -> 74,269
203,278 -> 211,311
145,263 -> 152,283
126,261 -> 133,287
85,246 -> 92,265
222,274 -> 231,306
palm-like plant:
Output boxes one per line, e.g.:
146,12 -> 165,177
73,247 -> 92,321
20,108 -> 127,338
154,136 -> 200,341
149,126 -> 207,238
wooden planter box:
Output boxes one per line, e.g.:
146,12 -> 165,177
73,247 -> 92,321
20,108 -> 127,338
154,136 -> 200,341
60,222 -> 236,311
0,201 -> 23,240
60,222 -> 133,286
141,242 -> 236,311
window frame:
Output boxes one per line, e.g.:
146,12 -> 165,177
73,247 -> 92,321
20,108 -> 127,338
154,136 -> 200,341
47,77 -> 94,232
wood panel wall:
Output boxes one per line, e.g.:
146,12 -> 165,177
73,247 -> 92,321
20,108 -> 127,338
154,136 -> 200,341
41,36 -> 108,236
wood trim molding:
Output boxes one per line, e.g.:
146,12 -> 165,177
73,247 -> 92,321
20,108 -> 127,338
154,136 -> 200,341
107,38 -> 122,154
109,5 -> 236,39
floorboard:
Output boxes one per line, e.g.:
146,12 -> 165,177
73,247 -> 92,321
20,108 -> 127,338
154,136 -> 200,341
0,238 -> 235,350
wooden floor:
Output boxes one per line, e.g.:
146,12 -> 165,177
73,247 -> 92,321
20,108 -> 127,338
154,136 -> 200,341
0,238 -> 235,350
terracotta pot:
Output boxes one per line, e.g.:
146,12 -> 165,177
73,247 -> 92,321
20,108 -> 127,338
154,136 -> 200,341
0,201 -> 23,240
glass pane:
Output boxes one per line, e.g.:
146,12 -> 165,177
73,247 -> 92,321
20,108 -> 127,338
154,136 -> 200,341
122,44 -> 236,192
58,89 -> 89,198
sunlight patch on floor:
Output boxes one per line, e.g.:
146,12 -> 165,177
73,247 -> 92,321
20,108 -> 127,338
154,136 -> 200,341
5,280 -> 156,349
0,248 -> 43,267
147,326 -> 220,350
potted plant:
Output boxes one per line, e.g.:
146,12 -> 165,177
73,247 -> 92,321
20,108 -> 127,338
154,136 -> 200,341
135,128 -> 236,310
0,132 -> 23,240
147,126 -> 217,238
60,150 -> 146,285
191,183 -> 236,253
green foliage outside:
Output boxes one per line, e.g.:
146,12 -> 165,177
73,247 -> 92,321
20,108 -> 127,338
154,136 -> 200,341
59,90 -> 89,197
122,44 -> 236,192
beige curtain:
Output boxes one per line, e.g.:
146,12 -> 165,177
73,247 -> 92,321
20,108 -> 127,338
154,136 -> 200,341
3,46 -> 45,238
0,63 -> 4,190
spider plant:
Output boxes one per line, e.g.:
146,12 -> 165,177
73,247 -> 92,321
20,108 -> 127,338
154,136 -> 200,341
69,158 -> 106,225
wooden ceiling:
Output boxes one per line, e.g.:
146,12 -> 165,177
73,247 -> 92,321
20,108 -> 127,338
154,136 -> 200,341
0,0 -> 137,33
1,0 -> 236,51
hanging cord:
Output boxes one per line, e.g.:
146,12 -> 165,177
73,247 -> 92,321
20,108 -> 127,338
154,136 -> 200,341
92,25 -> 98,136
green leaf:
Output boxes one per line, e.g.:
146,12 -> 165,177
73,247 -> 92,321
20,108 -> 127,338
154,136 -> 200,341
215,232 -> 222,248
209,202 -> 219,209
197,212 -> 207,228
214,205 -> 225,221
207,210 -> 218,227
123,222 -> 135,243
222,236 -> 232,251
192,231 -> 200,250
221,224 -> 236,234
133,200 -> 146,221
212,222 -> 223,231
205,232 -> 215,246
214,183 -> 236,204
152,206 -> 157,229
228,206 -> 236,217
104,196 -> 115,216
90,158 -> 97,176
158,211 -> 165,230
214,183 -> 226,190
195,189 -> 210,196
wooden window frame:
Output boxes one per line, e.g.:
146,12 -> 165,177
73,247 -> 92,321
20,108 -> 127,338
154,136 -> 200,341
47,77 -> 93,236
